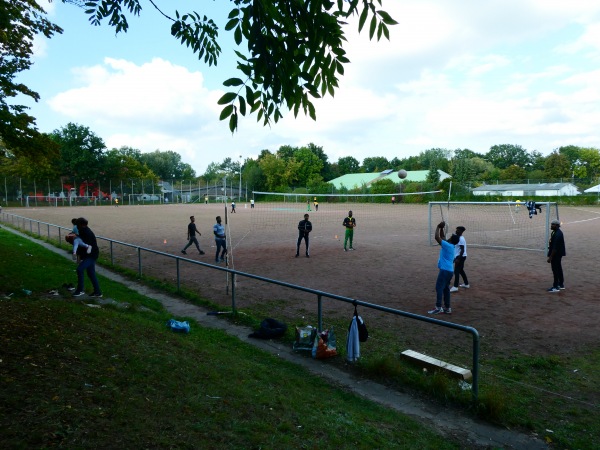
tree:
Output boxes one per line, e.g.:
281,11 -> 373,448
140,150 -> 196,179
293,146 -> 324,186
1,1 -> 62,160
418,148 -> 451,172
50,123 -> 107,181
67,0 -> 396,132
426,165 -> 440,184
337,156 -> 360,175
500,164 -> 527,182
485,144 -> 532,170
362,156 -> 389,172
544,152 -> 570,179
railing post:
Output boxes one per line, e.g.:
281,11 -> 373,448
472,330 -> 480,402
110,241 -> 114,265
176,258 -> 180,292
317,294 -> 323,331
137,247 -> 142,277
231,273 -> 237,315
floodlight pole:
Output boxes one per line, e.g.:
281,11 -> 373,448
239,155 -> 242,202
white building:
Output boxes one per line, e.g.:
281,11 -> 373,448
472,183 -> 580,197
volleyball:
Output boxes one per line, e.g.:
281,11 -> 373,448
398,169 -> 407,179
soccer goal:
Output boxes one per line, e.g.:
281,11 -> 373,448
25,196 -> 58,207
428,201 -> 559,251
67,196 -> 98,207
250,190 -> 442,231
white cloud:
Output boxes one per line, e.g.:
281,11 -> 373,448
36,1 -> 600,174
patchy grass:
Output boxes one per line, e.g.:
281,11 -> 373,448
0,230 -> 459,449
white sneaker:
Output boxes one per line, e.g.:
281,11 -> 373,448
449,286 -> 459,293
86,245 -> 92,254
459,284 -> 470,289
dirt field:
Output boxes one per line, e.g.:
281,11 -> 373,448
5,202 -> 600,363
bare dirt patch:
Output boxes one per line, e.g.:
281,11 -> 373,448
9,203 -> 600,360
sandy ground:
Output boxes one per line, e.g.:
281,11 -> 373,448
5,202 -> 600,364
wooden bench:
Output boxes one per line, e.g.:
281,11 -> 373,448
401,349 -> 472,381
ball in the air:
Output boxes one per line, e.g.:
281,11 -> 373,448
398,169 -> 407,179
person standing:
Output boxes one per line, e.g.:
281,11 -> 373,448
343,210 -> 356,251
313,197 -> 319,211
69,217 -> 92,261
296,213 -> 312,257
213,215 -> 227,263
450,226 -> 469,292
428,221 -> 460,315
181,216 -> 205,255
231,200 -> 236,213
306,200 -> 311,211
547,219 -> 566,292
250,198 -> 255,209
204,195 -> 208,204
72,217 -> 102,298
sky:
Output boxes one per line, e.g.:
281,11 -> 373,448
19,0 -> 600,175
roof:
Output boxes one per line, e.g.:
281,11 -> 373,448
584,184 -> 600,193
328,170 -> 451,189
472,183 -> 577,192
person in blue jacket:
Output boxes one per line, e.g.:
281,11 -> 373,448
428,221 -> 460,315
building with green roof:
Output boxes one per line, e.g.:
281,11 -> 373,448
328,169 -> 451,190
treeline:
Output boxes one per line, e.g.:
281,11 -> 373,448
1,122 -> 599,195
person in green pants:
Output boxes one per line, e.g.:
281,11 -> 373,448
343,210 -> 356,251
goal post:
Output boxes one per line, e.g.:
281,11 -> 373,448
428,201 -> 559,251
25,196 -> 58,207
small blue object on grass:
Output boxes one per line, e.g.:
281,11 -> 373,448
167,319 -> 190,333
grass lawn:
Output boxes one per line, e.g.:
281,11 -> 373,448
0,229 -> 459,449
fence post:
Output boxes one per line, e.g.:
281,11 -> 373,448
317,294 -> 322,331
137,247 -> 142,277
231,273 -> 237,315
176,258 -> 180,292
472,331 -> 480,402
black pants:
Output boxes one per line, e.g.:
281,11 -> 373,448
453,256 -> 468,287
551,256 -> 564,287
296,233 -> 309,256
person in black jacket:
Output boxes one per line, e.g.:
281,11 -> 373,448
296,213 -> 312,257
73,217 -> 102,298
547,219 -> 566,292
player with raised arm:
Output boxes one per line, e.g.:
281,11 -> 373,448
428,221 -> 460,315
296,213 -> 312,258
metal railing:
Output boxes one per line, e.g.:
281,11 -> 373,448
1,211 -> 481,400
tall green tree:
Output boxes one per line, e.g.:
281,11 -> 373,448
337,156 -> 360,175
66,0 -> 396,132
362,156 -> 389,172
293,146 -> 324,187
50,123 -> 107,181
140,150 -> 196,179
544,152 -> 570,179
500,164 -> 527,182
0,0 -> 62,160
485,144 -> 532,170
419,148 -> 451,173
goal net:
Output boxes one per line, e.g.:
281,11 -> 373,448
25,196 -> 58,207
248,190 -> 441,241
428,201 -> 559,251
